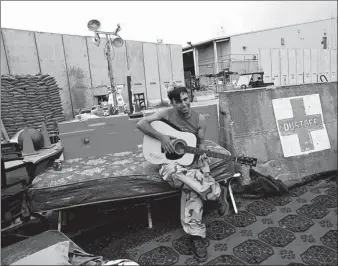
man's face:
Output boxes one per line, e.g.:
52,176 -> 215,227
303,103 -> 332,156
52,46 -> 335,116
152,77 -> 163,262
172,92 -> 191,114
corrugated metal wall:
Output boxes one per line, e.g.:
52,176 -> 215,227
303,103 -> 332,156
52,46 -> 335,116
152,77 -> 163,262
259,48 -> 337,86
1,28 -> 185,120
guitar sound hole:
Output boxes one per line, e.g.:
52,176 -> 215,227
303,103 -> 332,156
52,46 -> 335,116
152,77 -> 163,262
163,139 -> 186,161
166,152 -> 183,161
174,141 -> 185,155
160,146 -> 182,159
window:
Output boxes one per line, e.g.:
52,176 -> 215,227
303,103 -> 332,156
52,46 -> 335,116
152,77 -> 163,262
281,38 -> 285,45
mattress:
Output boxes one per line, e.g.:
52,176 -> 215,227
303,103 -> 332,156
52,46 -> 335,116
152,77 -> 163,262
29,140 -> 234,212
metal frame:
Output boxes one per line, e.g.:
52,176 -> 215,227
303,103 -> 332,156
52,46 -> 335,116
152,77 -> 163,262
54,173 -> 240,231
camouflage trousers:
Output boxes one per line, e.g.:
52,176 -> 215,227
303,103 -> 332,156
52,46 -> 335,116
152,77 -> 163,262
159,162 -> 221,238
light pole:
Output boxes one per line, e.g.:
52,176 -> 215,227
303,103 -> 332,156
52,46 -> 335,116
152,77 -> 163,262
87,19 -> 124,114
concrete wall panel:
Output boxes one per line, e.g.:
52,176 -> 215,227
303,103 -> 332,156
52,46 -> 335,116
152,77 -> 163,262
143,42 -> 161,106
35,32 -> 73,120
271,48 -> 281,86
86,36 -> 110,88
1,32 -> 9,75
170,44 -> 185,87
288,49 -> 297,85
157,44 -> 173,102
125,40 -> 146,97
111,43 -> 129,103
2,29 -> 40,75
296,48 -> 304,84
62,35 -> 93,111
280,49 -> 289,85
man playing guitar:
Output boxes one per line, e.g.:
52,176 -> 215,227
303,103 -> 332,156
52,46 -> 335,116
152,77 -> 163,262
137,86 -> 230,263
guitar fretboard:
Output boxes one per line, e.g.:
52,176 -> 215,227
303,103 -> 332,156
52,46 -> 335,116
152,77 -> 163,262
184,146 -> 237,162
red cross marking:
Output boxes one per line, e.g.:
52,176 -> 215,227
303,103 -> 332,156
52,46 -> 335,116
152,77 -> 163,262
278,98 -> 324,152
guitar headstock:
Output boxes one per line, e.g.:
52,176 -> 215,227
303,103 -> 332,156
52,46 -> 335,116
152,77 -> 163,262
237,156 -> 257,167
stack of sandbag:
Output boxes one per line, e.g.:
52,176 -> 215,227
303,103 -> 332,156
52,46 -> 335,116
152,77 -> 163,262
1,74 -> 65,138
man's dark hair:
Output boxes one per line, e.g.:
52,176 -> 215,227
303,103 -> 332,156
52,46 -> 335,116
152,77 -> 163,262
167,86 -> 188,103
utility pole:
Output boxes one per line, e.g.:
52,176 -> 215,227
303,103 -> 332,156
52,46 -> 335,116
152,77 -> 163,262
87,19 -> 124,114
105,35 -> 118,109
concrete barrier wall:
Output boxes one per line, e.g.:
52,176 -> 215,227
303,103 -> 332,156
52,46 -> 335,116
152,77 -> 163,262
1,33 -> 9,74
126,40 -> 147,97
2,29 -> 40,75
111,43 -> 129,103
219,82 -> 337,182
157,44 -> 173,103
1,28 -> 184,120
62,34 -> 93,111
35,32 -> 73,118
143,42 -> 161,106
86,36 -> 110,88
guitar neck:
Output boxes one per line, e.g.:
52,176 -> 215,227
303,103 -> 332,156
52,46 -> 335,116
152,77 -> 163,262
185,146 -> 236,162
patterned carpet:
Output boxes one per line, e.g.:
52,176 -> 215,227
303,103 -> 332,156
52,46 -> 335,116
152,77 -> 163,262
123,175 -> 337,265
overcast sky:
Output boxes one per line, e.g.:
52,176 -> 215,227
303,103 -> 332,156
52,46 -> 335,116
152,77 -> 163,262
1,1 -> 337,47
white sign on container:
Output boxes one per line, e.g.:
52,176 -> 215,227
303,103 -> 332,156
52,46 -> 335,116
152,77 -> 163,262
272,94 -> 331,157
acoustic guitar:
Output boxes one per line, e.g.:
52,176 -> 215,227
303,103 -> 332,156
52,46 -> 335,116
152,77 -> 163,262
142,120 -> 257,167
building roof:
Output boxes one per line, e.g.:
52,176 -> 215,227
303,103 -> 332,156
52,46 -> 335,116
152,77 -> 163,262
182,17 -> 337,51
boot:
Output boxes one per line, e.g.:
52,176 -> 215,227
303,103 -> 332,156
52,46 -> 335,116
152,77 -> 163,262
190,235 -> 208,262
217,186 -> 230,217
